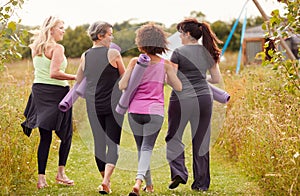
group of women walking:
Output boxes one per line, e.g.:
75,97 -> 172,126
21,15 -> 222,195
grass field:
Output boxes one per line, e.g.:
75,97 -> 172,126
1,52 -> 299,195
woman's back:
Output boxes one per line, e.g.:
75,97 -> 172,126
170,45 -> 214,100
84,47 -> 121,114
128,58 -> 165,116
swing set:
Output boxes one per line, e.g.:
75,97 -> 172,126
222,0 -> 296,74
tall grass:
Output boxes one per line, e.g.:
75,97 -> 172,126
1,53 -> 299,195
0,60 -> 37,194
216,55 -> 300,195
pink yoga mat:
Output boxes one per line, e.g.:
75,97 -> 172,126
115,54 -> 151,115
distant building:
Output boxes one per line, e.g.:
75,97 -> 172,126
242,25 -> 299,64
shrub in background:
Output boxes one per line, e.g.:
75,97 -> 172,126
216,66 -> 299,195
0,63 -> 37,194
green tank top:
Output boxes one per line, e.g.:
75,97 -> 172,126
33,54 -> 68,87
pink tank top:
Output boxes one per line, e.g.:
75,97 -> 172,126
128,58 -> 165,116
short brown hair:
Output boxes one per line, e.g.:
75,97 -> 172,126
135,22 -> 169,55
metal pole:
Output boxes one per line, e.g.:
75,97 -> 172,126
252,0 -> 296,60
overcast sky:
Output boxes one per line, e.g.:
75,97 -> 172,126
16,0 -> 286,28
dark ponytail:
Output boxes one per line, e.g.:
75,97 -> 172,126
201,22 -> 223,63
177,18 -> 223,63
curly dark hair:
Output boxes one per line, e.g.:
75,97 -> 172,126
135,22 -> 169,55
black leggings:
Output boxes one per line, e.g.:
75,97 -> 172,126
166,95 -> 212,190
94,113 -> 123,172
37,127 -> 72,174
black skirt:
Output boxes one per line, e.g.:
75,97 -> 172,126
21,83 -> 73,137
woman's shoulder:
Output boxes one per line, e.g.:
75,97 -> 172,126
163,58 -> 176,69
108,48 -> 120,61
130,57 -> 139,63
46,43 -> 64,54
53,43 -> 65,51
43,43 -> 65,59
163,58 -> 172,65
108,48 -> 120,55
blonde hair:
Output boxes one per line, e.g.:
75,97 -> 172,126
29,16 -> 64,56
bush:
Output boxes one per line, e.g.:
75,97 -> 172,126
0,62 -> 37,194
216,65 -> 300,195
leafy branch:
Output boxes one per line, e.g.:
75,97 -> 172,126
0,0 -> 26,70
259,0 -> 299,94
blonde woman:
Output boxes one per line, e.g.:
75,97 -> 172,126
21,16 -> 76,189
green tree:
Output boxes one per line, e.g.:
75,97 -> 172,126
190,10 -> 206,22
227,19 -> 243,51
61,24 -> 92,58
0,0 -> 26,70
167,23 -> 178,34
15,24 -> 32,59
247,16 -> 264,27
113,20 -> 142,56
260,0 -> 299,93
211,20 -> 230,46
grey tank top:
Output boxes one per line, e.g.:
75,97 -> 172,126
170,45 -> 215,100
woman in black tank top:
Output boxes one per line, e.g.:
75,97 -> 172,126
75,21 -> 125,194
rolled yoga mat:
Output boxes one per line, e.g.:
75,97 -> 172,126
75,77 -> 86,98
209,84 -> 230,104
110,42 -> 121,52
58,82 -> 81,112
115,54 -> 151,115
59,43 -> 122,112
74,43 -> 120,98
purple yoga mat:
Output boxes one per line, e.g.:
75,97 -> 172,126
58,82 -> 80,112
59,43 -> 122,112
115,54 -> 151,115
110,42 -> 121,52
209,84 -> 230,104
75,77 -> 86,98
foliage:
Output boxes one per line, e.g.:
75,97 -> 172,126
211,20 -> 231,45
113,21 -> 140,57
190,10 -> 206,22
14,12 -> 265,60
60,25 -> 92,58
216,62 -> 300,195
1,58 -> 263,195
259,0 -> 300,93
247,15 -> 265,27
0,0 -> 26,70
0,60 -> 37,194
210,16 -> 264,52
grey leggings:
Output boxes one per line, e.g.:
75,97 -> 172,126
128,113 -> 163,186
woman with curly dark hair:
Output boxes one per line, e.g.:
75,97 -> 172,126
119,22 -> 182,196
